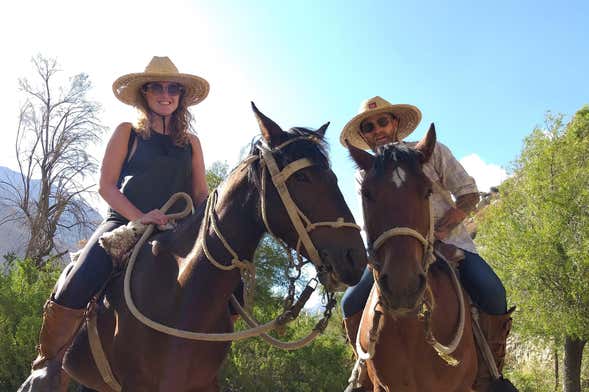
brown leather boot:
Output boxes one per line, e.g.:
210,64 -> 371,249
18,300 -> 86,392
473,307 -> 518,392
32,300 -> 86,369
343,312 -> 373,392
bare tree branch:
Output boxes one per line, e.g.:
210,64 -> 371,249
0,54 -> 106,267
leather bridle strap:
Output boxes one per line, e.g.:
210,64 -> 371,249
373,227 -> 429,252
258,144 -> 323,266
257,140 -> 362,268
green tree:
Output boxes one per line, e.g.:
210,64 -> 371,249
220,237 -> 352,391
221,308 -> 351,392
0,257 -> 61,390
477,107 -> 589,392
206,161 -> 229,191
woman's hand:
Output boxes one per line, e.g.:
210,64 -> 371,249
139,209 -> 169,225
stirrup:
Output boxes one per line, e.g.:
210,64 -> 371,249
344,358 -> 366,392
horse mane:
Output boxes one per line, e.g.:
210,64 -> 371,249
246,126 -> 330,193
373,142 -> 423,176
150,128 -> 329,262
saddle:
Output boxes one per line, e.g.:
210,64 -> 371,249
98,220 -> 152,265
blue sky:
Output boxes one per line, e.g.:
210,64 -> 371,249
213,0 -> 587,161
1,0 -> 588,221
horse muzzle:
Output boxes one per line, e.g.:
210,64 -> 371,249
317,247 -> 367,290
377,272 -> 427,314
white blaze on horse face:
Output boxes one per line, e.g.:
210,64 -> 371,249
390,166 -> 407,188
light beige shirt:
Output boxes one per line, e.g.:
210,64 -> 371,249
357,141 -> 479,254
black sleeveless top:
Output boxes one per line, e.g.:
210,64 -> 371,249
107,129 -> 193,223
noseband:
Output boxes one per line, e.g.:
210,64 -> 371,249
370,198 -> 435,274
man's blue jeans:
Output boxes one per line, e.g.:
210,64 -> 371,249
341,250 -> 507,317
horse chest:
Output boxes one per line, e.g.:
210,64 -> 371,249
371,317 -> 473,391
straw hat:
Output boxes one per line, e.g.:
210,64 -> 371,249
112,56 -> 210,107
340,96 -> 422,150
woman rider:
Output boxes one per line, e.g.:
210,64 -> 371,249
20,56 -> 209,390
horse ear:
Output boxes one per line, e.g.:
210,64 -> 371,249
346,140 -> 374,171
415,123 -> 436,163
316,122 -> 330,138
251,102 -> 283,146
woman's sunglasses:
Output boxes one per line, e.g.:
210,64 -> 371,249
360,115 -> 394,134
142,82 -> 185,96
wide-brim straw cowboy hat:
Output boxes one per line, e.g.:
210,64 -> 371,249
340,96 -> 422,150
112,56 -> 210,107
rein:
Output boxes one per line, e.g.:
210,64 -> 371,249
357,197 -> 466,366
122,193 -> 282,341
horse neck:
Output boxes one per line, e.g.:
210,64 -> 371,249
202,180 -> 265,265
178,176 -> 265,319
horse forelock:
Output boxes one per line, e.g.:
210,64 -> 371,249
245,126 -> 330,193
373,143 -> 422,178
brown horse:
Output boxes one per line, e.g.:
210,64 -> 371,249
347,125 -> 478,392
62,104 -> 367,391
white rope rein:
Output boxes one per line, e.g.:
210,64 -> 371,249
123,192 -> 281,341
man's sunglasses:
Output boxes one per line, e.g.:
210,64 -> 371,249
360,115 -> 394,134
142,82 -> 185,96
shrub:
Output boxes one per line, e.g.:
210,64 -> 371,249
0,257 -> 61,390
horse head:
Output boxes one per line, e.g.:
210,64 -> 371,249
244,103 -> 367,291
347,124 -> 437,312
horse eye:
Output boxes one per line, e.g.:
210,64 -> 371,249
426,188 -> 433,198
293,172 -> 311,183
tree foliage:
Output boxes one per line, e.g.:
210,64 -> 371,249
478,108 -> 589,338
206,160 -> 230,191
0,256 -> 61,390
477,107 -> 589,390
220,237 -> 352,391
0,55 -> 105,265
221,308 -> 352,392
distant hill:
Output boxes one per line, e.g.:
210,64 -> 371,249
0,166 -> 103,260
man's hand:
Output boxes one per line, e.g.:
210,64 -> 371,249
434,207 -> 467,240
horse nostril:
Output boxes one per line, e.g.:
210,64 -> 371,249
346,248 -> 356,266
319,249 -> 335,272
378,275 -> 390,294
418,273 -> 427,292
